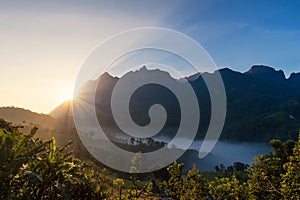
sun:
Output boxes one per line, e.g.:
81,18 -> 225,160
56,84 -> 74,104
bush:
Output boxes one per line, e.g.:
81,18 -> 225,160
0,119 -> 110,199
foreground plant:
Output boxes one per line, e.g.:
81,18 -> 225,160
0,119 -> 110,199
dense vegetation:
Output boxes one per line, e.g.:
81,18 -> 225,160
1,118 -> 299,199
0,119 -> 111,199
90,65 -> 300,142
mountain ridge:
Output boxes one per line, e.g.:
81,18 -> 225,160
63,65 -> 300,142
2,65 -> 299,143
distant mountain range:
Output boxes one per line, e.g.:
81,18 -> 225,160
1,65 -> 300,143
67,65 -> 300,142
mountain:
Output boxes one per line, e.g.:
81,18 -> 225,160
0,106 -> 80,151
2,64 -> 299,164
50,100 -> 73,118
289,72 -> 300,86
2,64 -> 298,171
219,66 -> 300,141
56,65 -> 300,142
0,106 -> 57,128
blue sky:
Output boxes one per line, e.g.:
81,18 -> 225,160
0,0 -> 299,113
171,0 -> 300,74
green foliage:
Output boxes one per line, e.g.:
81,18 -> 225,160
143,181 -> 153,200
112,176 -> 154,200
113,178 -> 125,199
160,135 -> 300,200
1,118 -> 300,200
161,162 -> 209,200
161,161 -> 185,199
182,164 -> 209,200
129,152 -> 143,174
281,135 -> 300,199
247,137 -> 298,200
203,170 -> 248,184
112,152 -> 156,200
0,119 -> 110,199
209,175 -> 248,200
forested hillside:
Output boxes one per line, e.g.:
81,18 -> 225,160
0,119 -> 299,199
71,65 -> 300,142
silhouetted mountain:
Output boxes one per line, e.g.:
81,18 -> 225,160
289,72 -> 300,86
61,65 -> 300,142
219,66 -> 300,141
50,100 -> 73,118
245,65 -> 285,78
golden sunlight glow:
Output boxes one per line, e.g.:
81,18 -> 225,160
55,83 -> 74,104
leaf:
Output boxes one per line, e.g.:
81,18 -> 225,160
48,137 -> 56,163
25,170 -> 43,183
29,127 -> 38,137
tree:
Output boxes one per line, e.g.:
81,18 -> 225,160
182,164 -> 209,200
0,119 -> 111,199
161,161 -> 185,199
209,175 -> 248,200
113,178 -> 125,200
281,134 -> 300,199
215,165 -> 220,172
248,139 -> 296,199
161,162 -> 209,200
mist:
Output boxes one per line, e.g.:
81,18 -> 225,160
156,136 -> 273,171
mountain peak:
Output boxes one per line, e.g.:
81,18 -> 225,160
288,72 -> 300,83
220,67 -> 242,74
49,100 -> 73,118
289,72 -> 300,79
140,65 -> 147,71
246,65 -> 276,74
124,65 -> 173,79
245,65 -> 286,79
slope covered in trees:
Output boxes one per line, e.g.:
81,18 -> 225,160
53,65 -> 300,142
1,118 -> 299,199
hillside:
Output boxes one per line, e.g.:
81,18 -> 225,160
0,106 -> 57,128
49,100 -> 73,118
67,65 -> 300,142
0,106 -> 79,150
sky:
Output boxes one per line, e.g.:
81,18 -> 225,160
0,0 -> 300,113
